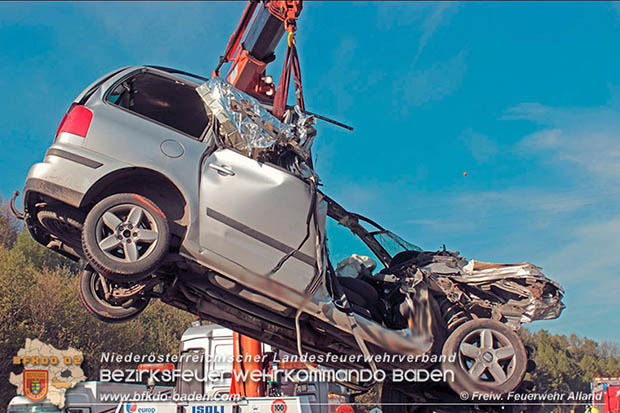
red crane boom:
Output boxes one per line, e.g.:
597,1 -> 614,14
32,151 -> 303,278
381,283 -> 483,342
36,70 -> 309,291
213,1 -> 304,119
217,1 -> 304,398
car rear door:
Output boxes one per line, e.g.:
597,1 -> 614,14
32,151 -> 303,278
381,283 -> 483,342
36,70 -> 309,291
199,148 -> 319,289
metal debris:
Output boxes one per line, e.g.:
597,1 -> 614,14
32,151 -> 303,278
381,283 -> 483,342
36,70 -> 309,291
196,78 -> 316,161
418,252 -> 565,329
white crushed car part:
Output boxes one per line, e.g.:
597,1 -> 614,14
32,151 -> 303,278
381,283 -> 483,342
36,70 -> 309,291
335,254 -> 377,278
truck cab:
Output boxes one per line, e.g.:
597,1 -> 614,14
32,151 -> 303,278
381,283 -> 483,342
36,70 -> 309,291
174,324 -> 350,413
176,324 -> 238,398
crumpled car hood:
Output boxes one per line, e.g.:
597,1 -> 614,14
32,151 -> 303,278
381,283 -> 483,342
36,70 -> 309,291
400,250 -> 565,328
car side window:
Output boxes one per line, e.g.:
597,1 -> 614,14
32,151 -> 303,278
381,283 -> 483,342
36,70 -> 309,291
107,72 -> 209,139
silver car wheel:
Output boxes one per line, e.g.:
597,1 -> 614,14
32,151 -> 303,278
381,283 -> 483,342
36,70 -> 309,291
95,204 -> 159,263
457,328 -> 516,384
78,267 -> 150,323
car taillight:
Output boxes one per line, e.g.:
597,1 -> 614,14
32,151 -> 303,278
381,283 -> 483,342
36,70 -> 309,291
56,104 -> 93,138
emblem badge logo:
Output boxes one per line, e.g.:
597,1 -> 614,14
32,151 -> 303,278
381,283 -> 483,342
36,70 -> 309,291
24,370 -> 49,402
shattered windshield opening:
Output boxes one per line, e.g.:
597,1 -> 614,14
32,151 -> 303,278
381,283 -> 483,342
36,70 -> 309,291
370,230 -> 422,257
326,217 -> 384,271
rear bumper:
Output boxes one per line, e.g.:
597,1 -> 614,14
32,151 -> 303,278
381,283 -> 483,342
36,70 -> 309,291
21,177 -> 85,262
22,147 -> 94,262
21,143 -> 128,262
22,143 -> 126,209
24,177 -> 84,207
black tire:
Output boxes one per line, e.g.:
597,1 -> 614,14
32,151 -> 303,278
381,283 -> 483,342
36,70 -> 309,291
78,267 -> 149,323
82,193 -> 170,282
37,206 -> 84,250
441,319 -> 527,397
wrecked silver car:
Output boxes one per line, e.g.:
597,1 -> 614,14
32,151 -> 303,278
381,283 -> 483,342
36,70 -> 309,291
14,66 -> 565,399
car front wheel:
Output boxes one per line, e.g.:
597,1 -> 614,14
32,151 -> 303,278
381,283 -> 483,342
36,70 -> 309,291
441,319 -> 527,398
82,193 -> 170,282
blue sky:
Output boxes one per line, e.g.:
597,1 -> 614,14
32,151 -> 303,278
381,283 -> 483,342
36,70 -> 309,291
1,2 -> 619,342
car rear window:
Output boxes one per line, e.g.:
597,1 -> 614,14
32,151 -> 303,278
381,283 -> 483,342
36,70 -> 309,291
107,71 -> 209,139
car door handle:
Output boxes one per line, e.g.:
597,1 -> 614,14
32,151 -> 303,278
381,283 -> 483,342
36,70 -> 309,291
209,164 -> 235,176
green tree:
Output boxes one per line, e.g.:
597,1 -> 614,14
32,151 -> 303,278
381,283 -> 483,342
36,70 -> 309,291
12,229 -> 71,270
0,200 -> 19,249
0,244 -> 194,409
522,328 -> 620,410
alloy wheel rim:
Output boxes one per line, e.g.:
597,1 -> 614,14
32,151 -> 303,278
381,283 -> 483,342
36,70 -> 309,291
94,203 -> 159,263
457,327 -> 516,385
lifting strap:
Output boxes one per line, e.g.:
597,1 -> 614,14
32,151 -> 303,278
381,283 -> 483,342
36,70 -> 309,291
273,31 -> 305,119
